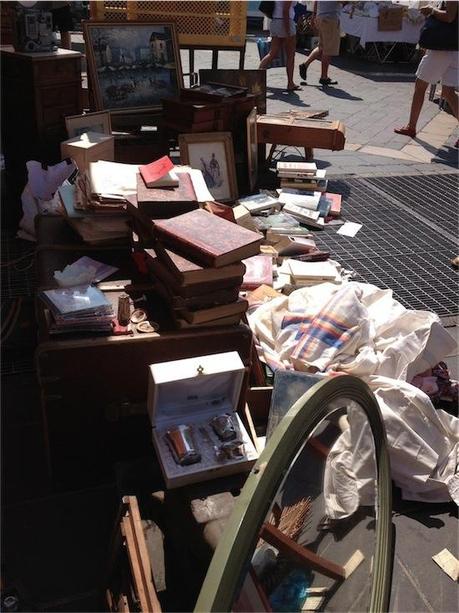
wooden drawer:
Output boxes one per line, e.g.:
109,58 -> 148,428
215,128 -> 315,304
41,101 -> 82,127
33,57 -> 81,84
41,82 -> 82,108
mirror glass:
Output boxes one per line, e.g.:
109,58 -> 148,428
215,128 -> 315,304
232,399 -> 378,613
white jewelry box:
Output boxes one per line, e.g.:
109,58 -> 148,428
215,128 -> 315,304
147,351 -> 259,489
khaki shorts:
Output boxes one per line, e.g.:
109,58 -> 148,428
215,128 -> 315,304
317,16 -> 341,56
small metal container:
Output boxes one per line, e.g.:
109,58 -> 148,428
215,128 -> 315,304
210,413 -> 237,441
165,424 -> 201,466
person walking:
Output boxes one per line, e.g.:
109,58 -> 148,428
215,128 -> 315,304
394,1 -> 458,139
298,1 -> 341,86
259,1 -> 301,92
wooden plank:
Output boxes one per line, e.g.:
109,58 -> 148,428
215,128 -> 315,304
126,496 -> 162,612
244,403 -> 263,454
260,523 -> 346,581
117,593 -> 130,612
122,516 -> 150,612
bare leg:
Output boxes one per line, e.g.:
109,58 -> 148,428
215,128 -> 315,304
285,35 -> 299,89
441,85 -> 459,121
395,78 -> 429,136
259,36 -> 282,70
60,30 -> 72,50
320,54 -> 331,79
407,78 -> 429,130
303,45 -> 322,69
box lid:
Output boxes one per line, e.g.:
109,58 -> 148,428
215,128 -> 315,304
62,132 -> 114,150
148,351 -> 245,426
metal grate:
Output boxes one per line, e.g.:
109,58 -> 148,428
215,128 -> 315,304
367,174 -> 459,239
314,175 -> 459,318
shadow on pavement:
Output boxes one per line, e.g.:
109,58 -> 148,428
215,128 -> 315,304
308,85 -> 363,101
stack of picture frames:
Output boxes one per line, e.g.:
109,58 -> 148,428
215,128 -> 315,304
82,21 -> 260,199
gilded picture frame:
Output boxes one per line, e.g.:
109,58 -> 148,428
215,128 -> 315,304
83,21 -> 183,113
65,110 -> 112,139
179,132 -> 238,202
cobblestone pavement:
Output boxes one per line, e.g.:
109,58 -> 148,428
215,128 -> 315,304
181,35 -> 458,177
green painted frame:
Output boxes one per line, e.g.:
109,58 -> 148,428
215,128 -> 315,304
195,375 -> 392,613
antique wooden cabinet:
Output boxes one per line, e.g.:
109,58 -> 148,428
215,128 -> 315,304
1,47 -> 83,205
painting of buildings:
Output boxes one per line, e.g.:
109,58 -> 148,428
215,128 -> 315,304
84,22 -> 183,112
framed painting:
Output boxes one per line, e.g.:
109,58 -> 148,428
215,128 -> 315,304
179,132 -> 238,202
83,21 -> 183,113
199,69 -> 267,115
65,110 -> 112,138
246,107 -> 258,192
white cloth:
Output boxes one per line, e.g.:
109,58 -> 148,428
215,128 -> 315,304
416,49 -> 459,87
249,282 -> 459,512
340,12 -> 423,46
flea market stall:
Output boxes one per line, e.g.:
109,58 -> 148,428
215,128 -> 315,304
341,1 -> 425,63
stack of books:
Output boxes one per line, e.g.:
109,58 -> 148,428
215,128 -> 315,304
237,192 -> 280,215
277,161 -> 328,192
59,182 -> 131,246
275,171 -> 343,230
145,208 -> 263,328
39,284 -> 114,335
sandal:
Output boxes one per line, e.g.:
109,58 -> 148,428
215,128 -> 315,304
394,125 -> 416,138
287,84 -> 302,92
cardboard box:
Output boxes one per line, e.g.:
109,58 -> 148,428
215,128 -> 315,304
61,131 -> 114,173
378,7 -> 403,31
148,351 -> 258,488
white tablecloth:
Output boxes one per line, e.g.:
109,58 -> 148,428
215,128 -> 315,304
341,13 -> 423,46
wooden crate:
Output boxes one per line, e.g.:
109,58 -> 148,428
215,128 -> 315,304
89,1 -> 247,48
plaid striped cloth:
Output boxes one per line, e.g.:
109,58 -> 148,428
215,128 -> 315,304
282,284 -> 369,372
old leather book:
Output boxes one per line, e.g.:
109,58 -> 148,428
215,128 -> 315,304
153,274 -> 240,310
153,209 -> 262,268
136,171 -> 198,219
151,242 -> 246,285
178,298 -> 248,325
146,249 -> 243,297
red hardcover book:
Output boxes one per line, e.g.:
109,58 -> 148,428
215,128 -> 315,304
241,255 -> 273,291
321,192 -> 342,217
139,155 -> 176,187
153,209 -> 263,268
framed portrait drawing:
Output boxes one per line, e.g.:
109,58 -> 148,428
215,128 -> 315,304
83,21 -> 183,113
65,111 -> 112,139
179,132 -> 238,202
246,107 -> 258,192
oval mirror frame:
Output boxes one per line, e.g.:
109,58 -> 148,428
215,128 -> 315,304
195,375 -> 392,613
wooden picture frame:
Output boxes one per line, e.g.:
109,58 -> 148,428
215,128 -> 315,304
179,132 -> 238,202
65,110 -> 112,139
83,21 -> 183,113
246,107 -> 258,193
